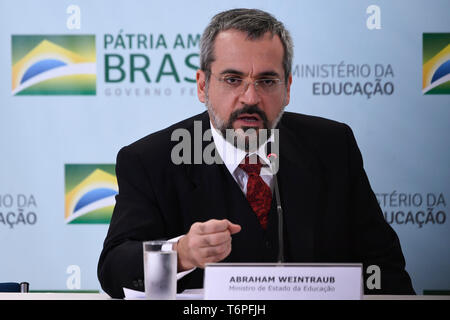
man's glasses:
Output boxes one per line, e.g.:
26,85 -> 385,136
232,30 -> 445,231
209,72 -> 284,95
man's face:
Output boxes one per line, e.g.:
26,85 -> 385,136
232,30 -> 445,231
197,29 -> 292,139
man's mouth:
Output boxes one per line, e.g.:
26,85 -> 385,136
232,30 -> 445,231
235,113 -> 262,126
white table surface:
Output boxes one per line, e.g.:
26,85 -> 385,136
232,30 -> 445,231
0,292 -> 449,300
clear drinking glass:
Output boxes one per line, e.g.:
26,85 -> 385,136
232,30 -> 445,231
143,240 -> 177,300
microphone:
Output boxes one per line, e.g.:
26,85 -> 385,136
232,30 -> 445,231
267,151 -> 284,263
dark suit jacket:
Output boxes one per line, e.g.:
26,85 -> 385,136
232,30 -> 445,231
97,111 -> 415,298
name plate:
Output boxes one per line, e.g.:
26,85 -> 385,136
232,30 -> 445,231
204,263 -> 362,300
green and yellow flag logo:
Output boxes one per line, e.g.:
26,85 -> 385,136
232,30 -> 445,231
12,35 -> 96,95
65,164 -> 117,224
423,33 -> 450,95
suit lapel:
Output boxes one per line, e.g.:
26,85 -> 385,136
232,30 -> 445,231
277,122 -> 323,261
183,112 -> 228,224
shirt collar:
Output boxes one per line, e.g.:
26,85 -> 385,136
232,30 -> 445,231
210,120 -> 274,174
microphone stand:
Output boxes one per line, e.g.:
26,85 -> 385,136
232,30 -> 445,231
268,154 -> 284,263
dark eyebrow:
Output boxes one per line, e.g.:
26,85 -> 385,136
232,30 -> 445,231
219,69 -> 245,76
219,69 -> 281,78
258,71 -> 280,78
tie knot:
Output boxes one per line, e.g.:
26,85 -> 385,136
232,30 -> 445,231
239,156 -> 262,175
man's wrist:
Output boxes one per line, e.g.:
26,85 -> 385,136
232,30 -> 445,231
174,235 -> 195,272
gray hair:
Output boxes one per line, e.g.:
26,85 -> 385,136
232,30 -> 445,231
200,8 -> 294,82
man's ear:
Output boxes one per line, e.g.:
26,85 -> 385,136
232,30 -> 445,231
283,73 -> 292,106
197,69 -> 207,103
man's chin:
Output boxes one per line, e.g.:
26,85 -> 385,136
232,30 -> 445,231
225,126 -> 271,152
235,126 -> 263,133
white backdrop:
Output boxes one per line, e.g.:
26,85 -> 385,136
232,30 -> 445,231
1,0 -> 449,294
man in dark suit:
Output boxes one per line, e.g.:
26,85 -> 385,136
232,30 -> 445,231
98,8 -> 414,299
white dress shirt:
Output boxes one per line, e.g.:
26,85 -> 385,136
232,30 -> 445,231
209,120 -> 274,194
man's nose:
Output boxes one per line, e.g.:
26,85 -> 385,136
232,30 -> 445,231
239,81 -> 261,105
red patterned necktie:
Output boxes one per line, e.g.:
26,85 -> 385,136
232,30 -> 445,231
238,156 -> 272,229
